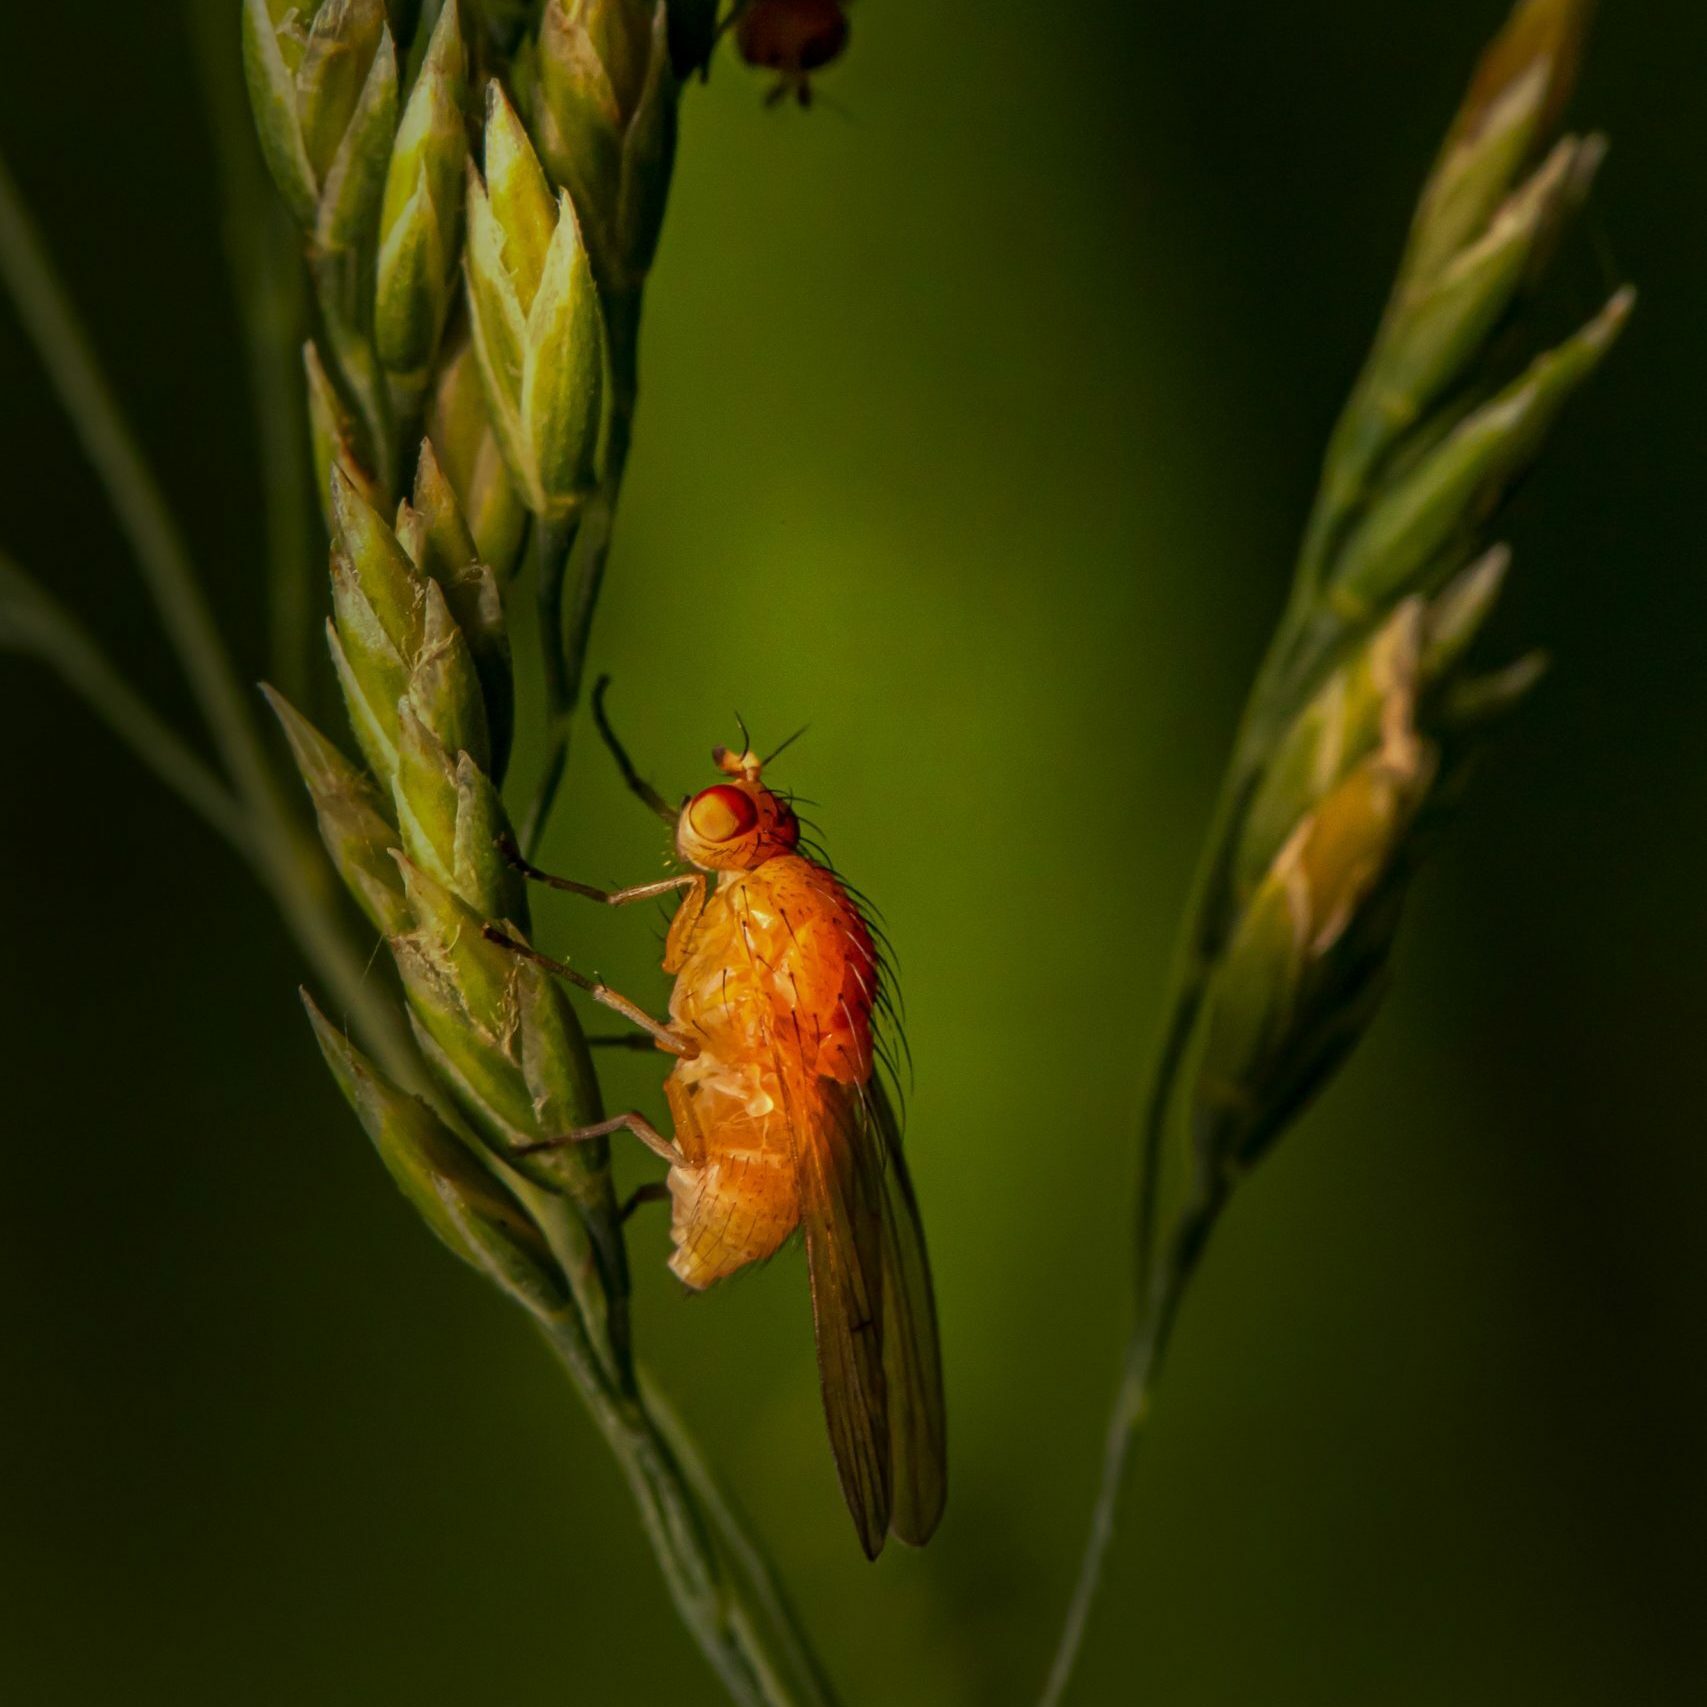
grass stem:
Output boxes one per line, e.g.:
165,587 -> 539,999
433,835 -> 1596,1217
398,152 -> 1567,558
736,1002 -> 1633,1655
1039,1196 -> 1215,1707
648,1379 -> 845,1707
0,146 -> 418,1091
0,551 -> 251,851
185,0 -> 318,706
535,1315 -> 814,1707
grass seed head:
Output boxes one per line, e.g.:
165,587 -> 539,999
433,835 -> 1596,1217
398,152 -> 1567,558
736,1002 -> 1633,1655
534,0 -> 678,293
264,686 -> 411,936
305,991 -> 565,1311
377,0 -> 470,373
466,84 -> 608,517
424,325 -> 531,581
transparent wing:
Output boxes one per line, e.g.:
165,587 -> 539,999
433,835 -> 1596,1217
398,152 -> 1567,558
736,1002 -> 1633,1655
738,869 -> 944,1555
869,1075 -> 947,1546
778,1062 -> 892,1558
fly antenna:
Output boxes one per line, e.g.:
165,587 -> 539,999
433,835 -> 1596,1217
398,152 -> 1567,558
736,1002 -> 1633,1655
733,709 -> 753,757
593,676 -> 677,826
763,723 -> 810,768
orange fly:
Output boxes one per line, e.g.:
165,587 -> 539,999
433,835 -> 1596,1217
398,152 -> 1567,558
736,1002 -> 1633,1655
734,0 -> 851,106
490,711 -> 946,1558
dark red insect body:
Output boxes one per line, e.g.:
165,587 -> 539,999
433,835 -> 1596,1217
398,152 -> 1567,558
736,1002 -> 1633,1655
736,0 -> 850,106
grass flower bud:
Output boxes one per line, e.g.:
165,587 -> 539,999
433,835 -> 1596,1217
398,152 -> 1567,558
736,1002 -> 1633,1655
389,858 -> 607,1205
304,992 -> 563,1313
263,686 -> 409,936
534,0 -> 677,294
1197,721 -> 1437,1179
243,0 -> 399,254
424,323 -> 530,581
405,440 -> 515,778
326,465 -> 491,789
376,0 -> 469,373
465,82 -> 606,519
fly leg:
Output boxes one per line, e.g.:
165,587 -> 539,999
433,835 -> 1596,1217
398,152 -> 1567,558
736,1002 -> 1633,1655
512,1112 -> 684,1166
591,676 -> 678,825
496,837 -> 700,911
493,843 -> 709,976
482,927 -> 699,1058
621,1181 -> 672,1222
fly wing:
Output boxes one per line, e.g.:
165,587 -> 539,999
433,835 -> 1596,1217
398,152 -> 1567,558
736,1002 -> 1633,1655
736,864 -> 942,1555
778,1064 -> 892,1558
869,1076 -> 948,1546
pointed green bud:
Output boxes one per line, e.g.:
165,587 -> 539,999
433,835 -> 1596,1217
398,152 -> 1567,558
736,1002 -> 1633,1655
1331,287 -> 1632,620
244,1 -> 410,257
1455,0 -> 1589,151
392,935 -> 532,1132
1237,602 -> 1425,901
1420,545 -> 1512,683
1521,132 -> 1607,294
404,1008 -> 599,1202
391,697 -> 520,919
376,163 -> 448,366
410,441 -> 514,778
247,1 -> 401,253
535,1 -> 677,294
390,859 -> 602,1200
394,852 -> 518,1043
464,159 -> 533,491
522,191 -> 606,504
314,18 -> 398,254
412,438 -> 480,571
242,0 -> 320,227
326,464 -> 494,783
453,749 -> 528,920
1328,136 -> 1593,503
303,991 -> 563,1312
1198,724 -> 1437,1173
409,577 -> 491,771
305,341 -> 385,527
331,462 -> 428,663
516,962 -> 607,1196
583,0 -> 656,114
534,2 -> 640,258
392,694 -> 463,891
328,562 -> 409,788
394,499 -> 429,568
377,1 -> 469,373
1276,723 -> 1431,969
263,685 -> 408,935
1403,0 -> 1591,292
326,608 -> 401,786
481,82 -> 558,309
296,1 -> 390,176
466,85 -> 607,517
424,325 -> 529,583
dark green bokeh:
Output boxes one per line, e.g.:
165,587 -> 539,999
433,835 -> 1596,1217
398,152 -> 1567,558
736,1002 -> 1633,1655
2,3 -> 1703,1702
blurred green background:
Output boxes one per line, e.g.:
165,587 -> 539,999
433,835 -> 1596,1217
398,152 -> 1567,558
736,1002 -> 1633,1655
2,3 -> 1703,1702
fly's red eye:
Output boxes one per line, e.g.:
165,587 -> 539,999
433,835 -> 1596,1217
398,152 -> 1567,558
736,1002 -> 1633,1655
688,785 -> 759,843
